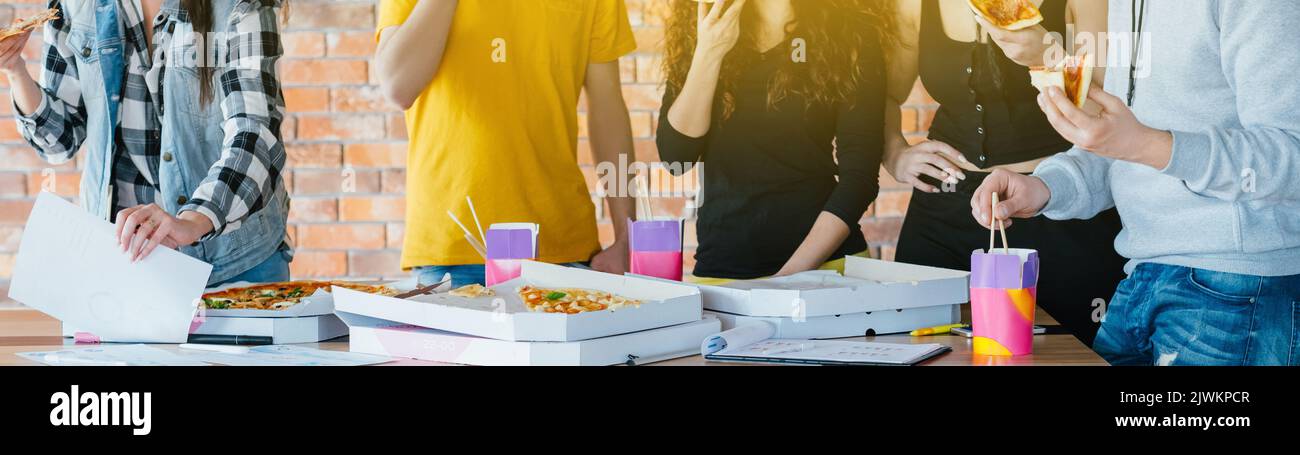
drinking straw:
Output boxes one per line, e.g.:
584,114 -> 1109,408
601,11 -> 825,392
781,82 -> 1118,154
466,196 -> 487,245
447,210 -> 488,259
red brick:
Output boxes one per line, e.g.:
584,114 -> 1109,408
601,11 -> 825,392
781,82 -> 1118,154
26,170 -> 80,197
289,251 -> 347,278
297,223 -> 386,250
282,32 -> 325,58
348,250 -> 403,278
284,87 -> 330,113
281,60 -> 368,85
297,115 -> 386,141
288,197 -> 338,223
0,226 -> 22,252
0,199 -> 35,224
381,169 -> 405,193
339,196 -> 405,222
332,87 -> 392,113
326,32 -> 376,57
0,254 -> 14,280
0,173 -> 26,197
386,113 -> 407,140
385,223 -> 404,249
287,3 -> 376,30
293,169 -> 380,195
286,143 -> 343,168
343,143 -> 406,167
872,190 -> 912,218
861,218 -> 904,245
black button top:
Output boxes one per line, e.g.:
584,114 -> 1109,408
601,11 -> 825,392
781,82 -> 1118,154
81,47 -> 91,58
176,196 -> 188,205
162,153 -> 173,162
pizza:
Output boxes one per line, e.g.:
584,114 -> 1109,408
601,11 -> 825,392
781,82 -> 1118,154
449,284 -> 495,298
0,8 -> 60,40
967,0 -> 1043,31
202,281 -> 399,310
516,285 -> 642,314
1029,53 -> 1094,108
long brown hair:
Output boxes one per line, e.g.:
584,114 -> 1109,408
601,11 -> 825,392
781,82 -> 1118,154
179,0 -> 288,106
663,0 -> 898,120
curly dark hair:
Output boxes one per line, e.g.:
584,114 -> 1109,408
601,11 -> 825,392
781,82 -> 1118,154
662,0 -> 899,120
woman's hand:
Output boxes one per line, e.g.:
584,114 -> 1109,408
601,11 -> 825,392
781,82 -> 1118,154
883,140 -> 968,193
972,15 -> 1053,68
695,0 -> 747,61
0,31 -> 32,76
115,204 -> 215,262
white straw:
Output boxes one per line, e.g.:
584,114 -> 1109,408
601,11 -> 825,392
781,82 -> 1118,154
989,193 -> 997,253
638,176 -> 655,220
447,210 -> 487,258
466,196 -> 486,245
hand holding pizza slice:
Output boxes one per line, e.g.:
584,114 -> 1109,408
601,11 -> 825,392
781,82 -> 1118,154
0,8 -> 59,41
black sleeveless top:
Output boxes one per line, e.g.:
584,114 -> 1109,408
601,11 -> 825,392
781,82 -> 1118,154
919,0 -> 1073,167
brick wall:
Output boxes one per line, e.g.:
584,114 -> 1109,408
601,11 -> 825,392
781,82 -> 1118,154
0,0 -> 937,299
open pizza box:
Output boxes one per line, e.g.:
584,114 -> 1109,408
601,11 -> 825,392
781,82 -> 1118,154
198,280 -> 416,319
691,256 -> 969,318
340,312 -> 719,366
706,303 -> 960,340
332,261 -> 704,342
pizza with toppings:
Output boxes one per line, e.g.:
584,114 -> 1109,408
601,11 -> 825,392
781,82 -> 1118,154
967,0 -> 1043,31
1029,53 -> 1094,108
202,281 -> 399,310
515,285 -> 642,314
1,8 -> 60,40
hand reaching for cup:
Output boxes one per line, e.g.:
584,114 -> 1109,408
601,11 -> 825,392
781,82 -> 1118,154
970,169 -> 1051,229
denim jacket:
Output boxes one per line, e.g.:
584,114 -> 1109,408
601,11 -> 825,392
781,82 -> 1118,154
21,0 -> 289,284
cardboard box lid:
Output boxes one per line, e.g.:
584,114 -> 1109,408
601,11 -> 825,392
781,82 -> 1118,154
696,256 -> 970,318
333,261 -> 703,342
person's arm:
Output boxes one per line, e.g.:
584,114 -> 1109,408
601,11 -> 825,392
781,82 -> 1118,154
1,4 -> 89,164
883,0 -> 966,193
585,61 -> 636,274
375,0 -> 457,109
776,37 -> 887,275
663,0 -> 745,139
176,1 -> 287,243
1156,1 -> 1300,202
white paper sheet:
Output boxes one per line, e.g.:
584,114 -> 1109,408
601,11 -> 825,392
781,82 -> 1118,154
178,345 -> 394,366
713,339 -> 946,365
18,344 -> 209,366
8,193 -> 213,342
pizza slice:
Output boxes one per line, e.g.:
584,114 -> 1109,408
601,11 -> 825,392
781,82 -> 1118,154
0,8 -> 60,40
202,281 -> 397,310
1029,53 -> 1094,109
516,285 -> 642,314
967,0 -> 1043,31
449,284 -> 495,298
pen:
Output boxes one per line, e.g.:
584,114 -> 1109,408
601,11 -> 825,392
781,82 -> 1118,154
910,323 -> 969,337
186,334 -> 274,346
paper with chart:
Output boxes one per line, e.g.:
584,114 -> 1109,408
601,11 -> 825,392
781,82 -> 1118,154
18,344 -> 209,366
702,323 -> 947,365
8,193 -> 212,343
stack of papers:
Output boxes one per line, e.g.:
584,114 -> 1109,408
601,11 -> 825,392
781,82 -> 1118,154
19,344 -> 394,367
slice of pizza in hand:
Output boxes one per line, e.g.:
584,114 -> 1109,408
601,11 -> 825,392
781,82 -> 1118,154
0,8 -> 60,40
967,0 -> 1043,31
1029,53 -> 1094,109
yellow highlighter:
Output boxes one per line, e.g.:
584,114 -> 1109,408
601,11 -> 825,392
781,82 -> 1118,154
909,323 -> 969,337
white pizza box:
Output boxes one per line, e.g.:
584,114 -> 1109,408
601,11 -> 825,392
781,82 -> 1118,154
692,256 -> 969,318
332,261 -> 703,342
339,311 -> 719,366
200,279 -> 415,318
62,314 -> 350,344
706,302 -> 961,340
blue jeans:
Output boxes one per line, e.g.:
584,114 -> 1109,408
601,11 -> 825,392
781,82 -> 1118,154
210,249 -> 292,287
414,263 -> 592,288
1094,263 -> 1300,366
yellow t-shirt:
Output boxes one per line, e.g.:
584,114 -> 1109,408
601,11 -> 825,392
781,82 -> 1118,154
377,0 -> 637,268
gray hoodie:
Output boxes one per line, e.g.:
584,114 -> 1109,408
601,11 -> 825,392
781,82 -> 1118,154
1034,0 -> 1300,277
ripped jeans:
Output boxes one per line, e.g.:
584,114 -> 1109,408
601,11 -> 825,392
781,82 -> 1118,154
1094,263 -> 1300,366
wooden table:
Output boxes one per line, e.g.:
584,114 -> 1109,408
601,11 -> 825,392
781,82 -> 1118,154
0,308 -> 1108,366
